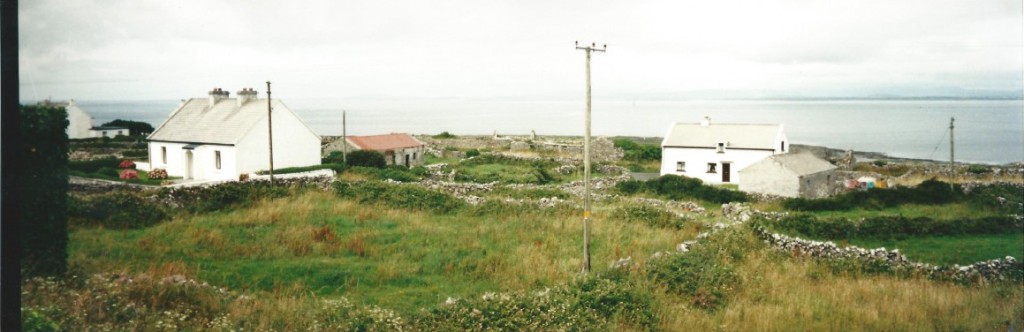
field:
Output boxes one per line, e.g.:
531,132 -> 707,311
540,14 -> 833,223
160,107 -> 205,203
25,144 -> 1024,330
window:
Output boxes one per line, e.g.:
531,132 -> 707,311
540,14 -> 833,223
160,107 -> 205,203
413,152 -> 417,161
716,142 -> 725,153
676,161 -> 686,172
215,150 -> 221,170
707,163 -> 717,173
160,147 -> 167,163
781,141 -> 786,152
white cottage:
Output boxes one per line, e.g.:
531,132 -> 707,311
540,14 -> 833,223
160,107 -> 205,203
660,117 -> 787,184
38,99 -> 102,139
147,88 -> 321,181
738,153 -> 837,198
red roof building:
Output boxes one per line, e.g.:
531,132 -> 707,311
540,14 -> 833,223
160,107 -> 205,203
344,133 -> 426,167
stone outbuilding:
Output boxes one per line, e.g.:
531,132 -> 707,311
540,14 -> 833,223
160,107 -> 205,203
147,88 -> 321,181
738,152 -> 837,198
342,133 -> 426,167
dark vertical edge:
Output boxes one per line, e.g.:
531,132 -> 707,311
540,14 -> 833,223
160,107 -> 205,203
1,0 -> 22,330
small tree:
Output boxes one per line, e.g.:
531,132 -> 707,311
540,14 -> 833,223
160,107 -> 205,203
101,119 -> 155,136
347,150 -> 387,168
16,104 -> 69,277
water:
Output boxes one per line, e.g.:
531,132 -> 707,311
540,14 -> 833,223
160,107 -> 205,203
77,98 -> 1024,165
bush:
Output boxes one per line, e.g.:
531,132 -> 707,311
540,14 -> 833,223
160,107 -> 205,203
615,175 -> 748,203
873,160 -> 888,167
782,179 -> 962,212
346,150 -> 386,168
118,160 -> 136,169
761,214 -> 1024,240
433,131 -> 457,139
465,149 -> 480,158
148,168 -> 168,180
119,170 -> 139,180
334,181 -> 464,214
614,138 -> 662,162
69,192 -> 169,229
966,165 -> 992,174
69,157 -> 119,173
610,205 -> 688,229
100,119 -> 155,136
96,167 -> 120,178
648,229 -> 745,310
15,104 -> 70,277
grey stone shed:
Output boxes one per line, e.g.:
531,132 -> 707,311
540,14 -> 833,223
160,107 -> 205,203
738,153 -> 837,198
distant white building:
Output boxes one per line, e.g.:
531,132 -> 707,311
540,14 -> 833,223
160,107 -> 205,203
738,152 -> 837,198
660,117 -> 788,185
38,99 -> 124,139
147,88 -> 321,181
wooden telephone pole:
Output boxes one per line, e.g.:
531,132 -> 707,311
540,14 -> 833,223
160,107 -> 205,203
266,81 -> 274,183
949,117 -> 955,181
343,110 -> 348,164
576,41 -> 606,274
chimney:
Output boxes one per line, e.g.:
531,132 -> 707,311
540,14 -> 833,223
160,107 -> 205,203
208,87 -> 229,106
700,116 -> 711,127
237,88 -> 257,107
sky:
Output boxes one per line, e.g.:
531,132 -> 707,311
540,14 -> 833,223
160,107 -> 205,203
18,0 -> 1024,101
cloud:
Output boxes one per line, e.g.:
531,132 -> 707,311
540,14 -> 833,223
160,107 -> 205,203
18,0 -> 1023,101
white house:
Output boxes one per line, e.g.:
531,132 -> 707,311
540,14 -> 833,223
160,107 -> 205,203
147,88 -> 321,181
660,117 -> 788,184
37,99 -> 95,139
89,126 -> 129,138
342,133 -> 426,167
738,152 -> 837,198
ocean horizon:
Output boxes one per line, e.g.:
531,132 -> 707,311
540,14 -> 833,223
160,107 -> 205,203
68,98 -> 1024,165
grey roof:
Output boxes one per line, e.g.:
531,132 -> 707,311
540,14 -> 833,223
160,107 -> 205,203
662,122 -> 782,150
148,98 -> 303,145
750,153 -> 837,176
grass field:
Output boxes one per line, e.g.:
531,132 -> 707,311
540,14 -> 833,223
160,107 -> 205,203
68,190 -> 698,314
34,174 -> 1024,330
846,233 -> 1024,265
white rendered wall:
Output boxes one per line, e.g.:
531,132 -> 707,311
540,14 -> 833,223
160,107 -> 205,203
235,107 -> 321,175
737,162 -> 800,197
660,147 -> 776,184
66,106 -> 93,139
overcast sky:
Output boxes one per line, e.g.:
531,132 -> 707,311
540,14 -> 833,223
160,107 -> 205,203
18,0 -> 1024,101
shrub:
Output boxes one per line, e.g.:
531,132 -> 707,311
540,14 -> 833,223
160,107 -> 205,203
782,179 -> 962,212
97,167 -> 120,178
966,165 -> 992,174
15,104 -> 70,277
873,160 -> 888,167
119,170 -> 139,180
761,214 -> 1024,240
68,192 -> 169,229
465,149 -> 480,158
346,150 -> 387,168
148,168 -> 168,180
118,160 -> 136,169
615,175 -> 748,203
433,131 -> 457,139
647,228 -> 745,309
334,181 -> 464,214
610,205 -> 687,229
69,157 -> 119,173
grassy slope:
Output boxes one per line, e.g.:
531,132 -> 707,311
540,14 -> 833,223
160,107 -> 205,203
846,233 -> 1024,265
70,191 -> 696,314
63,186 -> 1023,329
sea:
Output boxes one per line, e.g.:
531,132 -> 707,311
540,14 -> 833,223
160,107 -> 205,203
75,98 -> 1024,165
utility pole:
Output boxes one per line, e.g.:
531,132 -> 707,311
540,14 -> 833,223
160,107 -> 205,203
267,81 -> 275,184
576,41 -> 606,274
342,110 -> 348,165
949,117 -> 955,181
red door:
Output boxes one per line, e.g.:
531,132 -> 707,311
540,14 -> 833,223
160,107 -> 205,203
722,163 -> 731,183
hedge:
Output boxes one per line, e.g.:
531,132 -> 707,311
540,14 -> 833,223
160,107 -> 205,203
16,104 -> 70,276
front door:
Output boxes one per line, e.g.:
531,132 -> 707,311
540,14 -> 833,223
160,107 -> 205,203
722,162 -> 731,183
